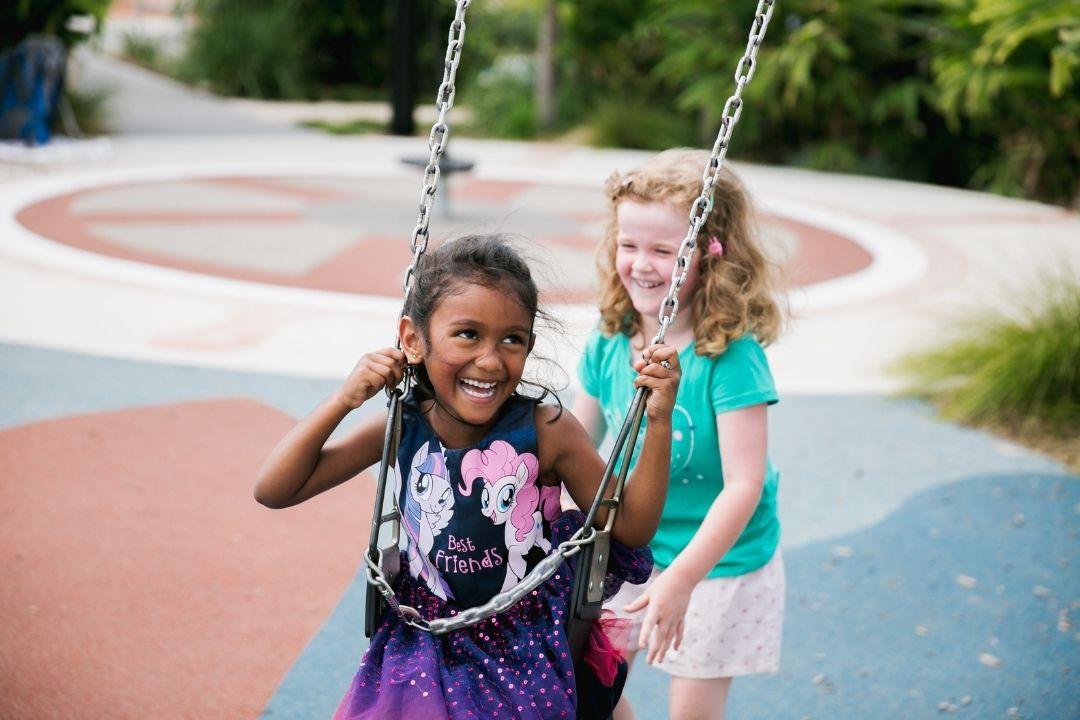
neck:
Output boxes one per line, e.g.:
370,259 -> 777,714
637,309 -> 694,349
423,398 -> 496,449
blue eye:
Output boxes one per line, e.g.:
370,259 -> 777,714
497,485 -> 515,512
481,487 -> 491,511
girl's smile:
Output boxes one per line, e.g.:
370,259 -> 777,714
615,200 -> 700,320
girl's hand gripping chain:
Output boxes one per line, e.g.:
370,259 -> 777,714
632,344 -> 681,421
338,348 -> 408,408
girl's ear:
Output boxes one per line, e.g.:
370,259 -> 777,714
399,316 -> 424,364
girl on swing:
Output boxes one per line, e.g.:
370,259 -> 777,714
255,234 -> 682,719
575,149 -> 787,720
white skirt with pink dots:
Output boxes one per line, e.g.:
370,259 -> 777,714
605,550 -> 785,679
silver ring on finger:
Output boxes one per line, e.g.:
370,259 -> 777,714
660,359 -> 672,369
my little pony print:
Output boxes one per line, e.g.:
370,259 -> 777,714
400,440 -> 455,600
460,440 -> 561,592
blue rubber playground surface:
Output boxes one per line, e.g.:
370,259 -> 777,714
3,340 -> 1076,719
2,52 -> 1079,719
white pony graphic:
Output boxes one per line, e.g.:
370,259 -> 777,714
399,440 -> 455,600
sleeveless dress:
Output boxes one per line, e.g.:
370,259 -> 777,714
333,394 -> 652,720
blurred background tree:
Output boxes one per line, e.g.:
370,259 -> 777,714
180,0 -> 451,100
163,0 -> 1080,205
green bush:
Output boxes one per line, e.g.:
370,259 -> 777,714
552,0 -> 1078,206
121,33 -> 165,72
589,95 -> 697,150
180,0 -> 426,100
180,0 -> 314,99
465,54 -> 537,138
897,274 -> 1080,436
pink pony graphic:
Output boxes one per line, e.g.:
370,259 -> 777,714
460,440 -> 561,592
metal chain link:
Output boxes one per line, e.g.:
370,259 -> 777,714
368,0 -> 776,636
651,0 -> 776,346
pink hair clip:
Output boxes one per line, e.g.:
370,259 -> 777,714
707,236 -> 724,256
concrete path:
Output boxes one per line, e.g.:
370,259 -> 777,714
1,51 -> 1077,720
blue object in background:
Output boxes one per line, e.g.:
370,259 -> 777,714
0,35 -> 67,145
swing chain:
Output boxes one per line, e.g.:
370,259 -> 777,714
398,0 -> 472,350
369,0 -> 777,637
366,527 -> 596,635
650,0 -> 776,347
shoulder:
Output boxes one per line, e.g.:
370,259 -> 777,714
704,335 -> 778,412
582,328 -> 626,361
578,328 -> 629,398
534,402 -> 588,471
712,335 -> 770,370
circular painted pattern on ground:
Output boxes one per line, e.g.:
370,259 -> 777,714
16,175 -> 871,301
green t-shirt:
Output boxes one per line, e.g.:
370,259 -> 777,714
577,330 -> 781,577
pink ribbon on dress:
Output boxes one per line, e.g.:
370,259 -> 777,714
582,611 -> 633,687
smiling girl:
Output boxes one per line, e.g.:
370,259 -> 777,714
255,235 -> 682,719
574,150 -> 787,720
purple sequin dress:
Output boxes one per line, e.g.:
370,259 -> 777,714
334,395 -> 652,720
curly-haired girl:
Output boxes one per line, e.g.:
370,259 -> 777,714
574,149 -> 787,720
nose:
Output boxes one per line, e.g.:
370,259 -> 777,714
474,343 -> 503,372
631,254 -> 652,273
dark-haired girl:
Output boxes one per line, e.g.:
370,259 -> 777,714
255,235 -> 681,719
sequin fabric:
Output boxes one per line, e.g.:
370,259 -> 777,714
334,510 -> 652,719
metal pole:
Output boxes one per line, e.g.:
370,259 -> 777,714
390,0 -> 416,136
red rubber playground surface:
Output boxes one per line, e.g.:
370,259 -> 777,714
14,175 -> 870,301
6,158 -> 1075,719
1,171 -> 869,718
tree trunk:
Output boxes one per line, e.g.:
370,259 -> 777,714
535,0 -> 557,133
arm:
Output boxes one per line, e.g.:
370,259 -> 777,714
554,344 -> 680,547
627,403 -> 770,663
570,391 -> 605,445
254,349 -> 405,508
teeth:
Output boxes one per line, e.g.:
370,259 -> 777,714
633,278 -> 662,289
460,378 -> 497,399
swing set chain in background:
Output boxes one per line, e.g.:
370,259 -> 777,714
396,0 -> 472,350
369,0 -> 777,636
651,0 -> 776,346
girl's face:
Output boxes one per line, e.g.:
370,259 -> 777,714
405,283 -> 534,437
615,200 -> 700,323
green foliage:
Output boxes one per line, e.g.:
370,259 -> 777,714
58,84 -> 110,135
897,274 -> 1080,436
464,55 -> 537,138
180,0 -> 314,99
302,118 -> 386,135
121,33 -> 165,73
548,0 -> 1078,205
931,0 -> 1080,202
589,95 -> 697,150
1,0 -> 112,50
456,0 -> 540,90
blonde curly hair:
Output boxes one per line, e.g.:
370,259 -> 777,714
597,148 -> 784,357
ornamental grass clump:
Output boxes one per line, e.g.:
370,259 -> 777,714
897,274 -> 1079,465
